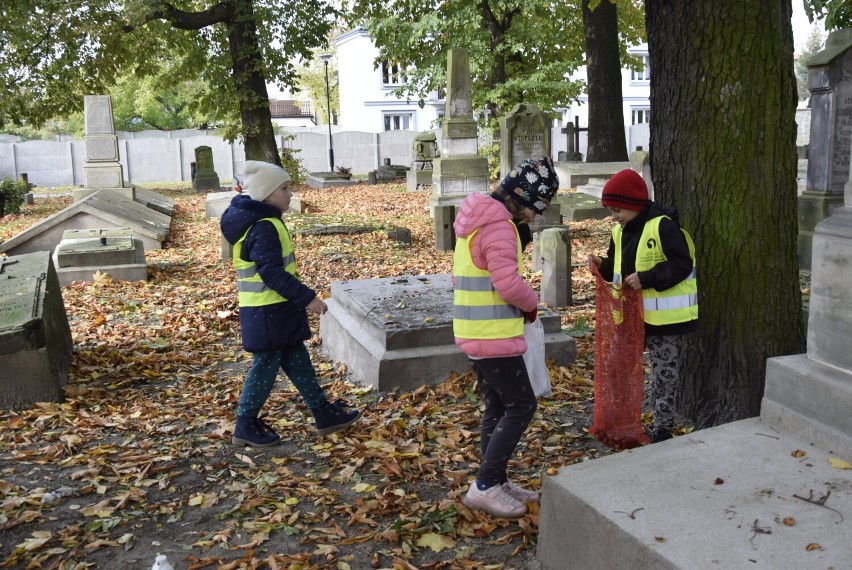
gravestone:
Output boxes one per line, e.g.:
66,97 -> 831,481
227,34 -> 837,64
431,49 -> 489,209
629,146 -> 654,198
408,131 -> 439,190
53,228 -> 147,286
191,146 -> 221,192
319,274 -> 575,392
499,103 -> 551,179
77,95 -> 133,202
763,135 -> 852,459
539,228 -> 571,307
798,28 -> 852,270
0,252 -> 72,409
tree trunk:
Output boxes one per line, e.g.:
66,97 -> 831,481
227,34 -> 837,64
582,0 -> 628,162
646,1 -> 805,428
228,0 -> 280,165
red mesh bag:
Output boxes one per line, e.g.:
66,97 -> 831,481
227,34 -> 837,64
589,263 -> 649,449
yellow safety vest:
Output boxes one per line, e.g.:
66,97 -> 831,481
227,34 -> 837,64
613,216 -> 698,326
453,224 -> 524,339
232,217 -> 298,307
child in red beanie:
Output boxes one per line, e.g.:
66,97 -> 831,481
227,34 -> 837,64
588,169 -> 698,443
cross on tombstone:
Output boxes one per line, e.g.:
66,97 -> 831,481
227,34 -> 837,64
561,115 -> 588,154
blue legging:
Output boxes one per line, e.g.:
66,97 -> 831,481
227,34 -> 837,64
237,344 -> 326,418
470,356 -> 538,487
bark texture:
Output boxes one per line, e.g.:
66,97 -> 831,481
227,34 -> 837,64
645,0 -> 805,427
582,0 -> 628,162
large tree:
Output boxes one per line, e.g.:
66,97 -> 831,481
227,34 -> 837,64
0,0 -> 337,164
582,0 -> 630,162
645,1 -> 805,427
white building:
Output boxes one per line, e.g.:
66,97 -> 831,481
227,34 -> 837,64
333,28 -> 651,154
335,27 -> 445,133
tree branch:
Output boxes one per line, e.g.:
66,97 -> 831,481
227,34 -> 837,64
141,0 -> 235,31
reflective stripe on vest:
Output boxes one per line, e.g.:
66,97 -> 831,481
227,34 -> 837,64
453,224 -> 524,339
232,217 -> 298,307
612,216 -> 698,326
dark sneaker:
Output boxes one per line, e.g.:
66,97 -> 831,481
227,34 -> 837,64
232,416 -> 281,447
312,400 -> 359,436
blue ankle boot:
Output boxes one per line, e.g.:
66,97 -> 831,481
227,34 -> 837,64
232,416 -> 281,447
312,400 -> 359,436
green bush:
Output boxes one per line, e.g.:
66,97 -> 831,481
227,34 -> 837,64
0,177 -> 27,218
280,134 -> 308,185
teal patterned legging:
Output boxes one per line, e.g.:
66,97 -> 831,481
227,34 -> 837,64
237,344 -> 326,418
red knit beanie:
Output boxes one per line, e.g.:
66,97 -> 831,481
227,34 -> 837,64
601,169 -> 649,211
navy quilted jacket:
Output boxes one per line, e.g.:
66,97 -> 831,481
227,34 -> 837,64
220,194 -> 315,352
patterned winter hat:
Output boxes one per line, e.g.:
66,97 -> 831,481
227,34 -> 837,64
601,169 -> 649,211
502,157 -> 560,215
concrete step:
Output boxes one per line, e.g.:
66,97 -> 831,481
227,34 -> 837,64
538,418 -> 851,569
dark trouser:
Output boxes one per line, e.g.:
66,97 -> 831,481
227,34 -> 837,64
237,343 -> 326,418
470,356 -> 538,488
646,335 -> 679,431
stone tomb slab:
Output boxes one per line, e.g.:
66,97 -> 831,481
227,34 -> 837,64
555,192 -> 610,221
0,190 -> 171,256
0,252 -> 72,409
133,186 -> 176,217
53,228 -> 147,286
554,161 -> 629,190
306,174 -> 356,189
319,274 -> 575,392
537,418 -> 852,570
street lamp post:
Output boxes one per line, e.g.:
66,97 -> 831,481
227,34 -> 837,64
320,54 -> 334,171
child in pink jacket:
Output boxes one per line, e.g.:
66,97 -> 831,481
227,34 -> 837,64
452,157 -> 559,519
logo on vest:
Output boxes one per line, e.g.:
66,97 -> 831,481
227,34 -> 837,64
646,238 -> 657,249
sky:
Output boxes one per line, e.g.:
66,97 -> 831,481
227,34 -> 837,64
792,1 -> 827,52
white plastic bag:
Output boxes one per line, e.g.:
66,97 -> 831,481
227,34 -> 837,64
523,319 -> 552,398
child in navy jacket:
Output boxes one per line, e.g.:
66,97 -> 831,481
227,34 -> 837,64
220,161 -> 359,446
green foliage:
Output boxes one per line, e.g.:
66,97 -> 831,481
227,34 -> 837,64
803,0 -> 852,30
795,27 -> 826,101
0,0 -> 337,146
346,0 -> 646,120
0,178 -> 27,218
280,135 -> 309,185
563,316 -> 594,338
109,69 -> 219,132
298,49 -> 340,126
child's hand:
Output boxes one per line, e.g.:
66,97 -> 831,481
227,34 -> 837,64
588,254 -> 602,268
624,273 -> 642,289
307,297 -> 328,314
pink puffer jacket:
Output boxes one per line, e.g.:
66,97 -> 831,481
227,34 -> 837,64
452,192 -> 539,358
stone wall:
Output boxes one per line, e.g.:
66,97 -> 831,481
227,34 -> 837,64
0,129 -> 420,187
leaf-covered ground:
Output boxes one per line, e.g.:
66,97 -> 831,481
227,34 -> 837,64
0,183 -> 618,570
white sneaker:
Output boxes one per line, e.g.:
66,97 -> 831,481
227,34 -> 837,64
462,481 -> 527,519
501,480 -> 539,503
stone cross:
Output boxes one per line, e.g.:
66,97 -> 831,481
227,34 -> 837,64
561,116 -> 588,155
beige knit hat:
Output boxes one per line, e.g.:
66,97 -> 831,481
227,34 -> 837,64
243,160 -> 291,201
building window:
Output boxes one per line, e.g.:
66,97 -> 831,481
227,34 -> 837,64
383,113 -> 413,131
632,108 -> 651,125
381,61 -> 405,85
630,55 -> 650,81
